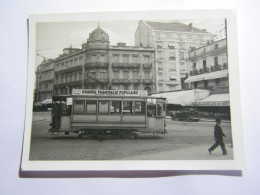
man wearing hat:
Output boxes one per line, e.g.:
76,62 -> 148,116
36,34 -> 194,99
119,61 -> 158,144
208,117 -> 228,155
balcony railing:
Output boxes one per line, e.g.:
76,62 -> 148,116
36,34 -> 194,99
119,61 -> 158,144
84,62 -> 109,69
132,79 -> 142,83
143,63 -> 152,69
55,65 -> 83,74
142,79 -> 154,84
190,64 -> 228,76
84,78 -> 109,84
40,77 -> 54,82
112,79 -> 132,84
112,63 -> 140,69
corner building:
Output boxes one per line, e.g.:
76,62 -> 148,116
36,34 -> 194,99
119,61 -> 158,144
54,25 -> 155,95
185,38 -> 228,91
135,20 -> 214,92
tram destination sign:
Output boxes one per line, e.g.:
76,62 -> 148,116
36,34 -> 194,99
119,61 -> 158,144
72,89 -> 148,96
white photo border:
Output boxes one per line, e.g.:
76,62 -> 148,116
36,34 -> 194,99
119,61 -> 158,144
21,10 -> 246,171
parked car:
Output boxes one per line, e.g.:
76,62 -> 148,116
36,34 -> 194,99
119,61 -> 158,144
170,109 -> 199,122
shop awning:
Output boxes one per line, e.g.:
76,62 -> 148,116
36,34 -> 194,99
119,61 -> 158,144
193,93 -> 230,106
152,89 -> 210,106
184,69 -> 229,83
204,69 -> 229,80
184,74 -> 205,83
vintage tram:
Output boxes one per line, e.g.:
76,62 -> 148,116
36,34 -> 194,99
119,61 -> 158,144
49,89 -> 167,138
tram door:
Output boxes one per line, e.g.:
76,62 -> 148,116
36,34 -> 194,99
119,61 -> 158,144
147,98 -> 166,133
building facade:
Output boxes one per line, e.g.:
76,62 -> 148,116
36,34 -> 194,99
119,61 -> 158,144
185,38 -> 228,93
53,25 -> 156,96
135,20 -> 214,92
35,59 -> 55,101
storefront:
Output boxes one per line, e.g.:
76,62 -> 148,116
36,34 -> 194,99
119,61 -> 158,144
192,93 -> 230,120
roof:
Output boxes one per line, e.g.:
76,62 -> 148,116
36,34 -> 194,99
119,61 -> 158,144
88,25 -> 109,42
145,21 -> 209,33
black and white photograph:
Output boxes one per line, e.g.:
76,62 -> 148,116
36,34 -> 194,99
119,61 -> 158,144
21,10 -> 245,171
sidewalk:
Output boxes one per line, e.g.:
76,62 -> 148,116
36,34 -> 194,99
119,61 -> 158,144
119,144 -> 234,160
165,117 -> 230,123
32,112 -> 52,122
32,115 -> 45,122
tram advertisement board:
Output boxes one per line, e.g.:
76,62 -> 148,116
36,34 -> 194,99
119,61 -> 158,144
72,89 -> 148,97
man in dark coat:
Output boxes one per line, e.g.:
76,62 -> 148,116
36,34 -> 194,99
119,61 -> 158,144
208,118 -> 228,155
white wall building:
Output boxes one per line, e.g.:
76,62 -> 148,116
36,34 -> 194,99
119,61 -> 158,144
185,38 -> 228,92
135,20 -> 214,92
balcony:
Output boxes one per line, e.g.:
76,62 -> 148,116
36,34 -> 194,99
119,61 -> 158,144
158,79 -> 164,83
54,80 -> 83,88
54,83 -> 67,88
132,79 -> 142,83
84,78 -> 109,84
192,69 -> 199,75
84,62 -> 109,69
143,63 -> 152,69
40,77 -> 54,82
112,63 -> 140,69
112,79 -> 132,84
142,79 -> 154,84
55,65 -> 83,74
199,67 -> 209,74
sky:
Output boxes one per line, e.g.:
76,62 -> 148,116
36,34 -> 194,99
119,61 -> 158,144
36,18 -> 225,66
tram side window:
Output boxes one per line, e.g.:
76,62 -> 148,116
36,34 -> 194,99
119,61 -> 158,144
122,101 -> 133,114
134,101 -> 146,115
110,101 -> 121,114
74,100 -> 85,114
99,101 -> 109,114
86,101 -> 97,114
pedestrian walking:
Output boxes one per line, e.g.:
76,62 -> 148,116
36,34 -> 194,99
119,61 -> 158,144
208,118 -> 228,155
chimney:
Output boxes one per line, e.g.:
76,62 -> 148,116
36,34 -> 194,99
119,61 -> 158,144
189,23 -> 193,32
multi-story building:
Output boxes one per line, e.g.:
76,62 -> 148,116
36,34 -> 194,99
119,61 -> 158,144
53,25 -> 156,95
185,38 -> 228,92
35,59 -> 55,101
184,38 -> 230,119
135,20 -> 214,92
